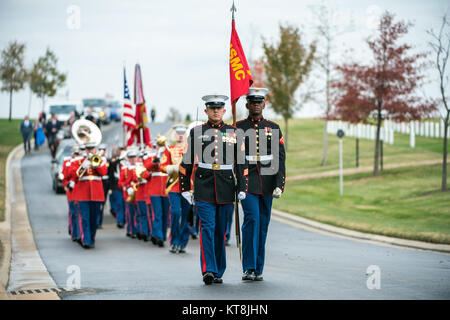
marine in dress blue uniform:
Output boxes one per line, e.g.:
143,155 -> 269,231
179,94 -> 249,285
236,88 -> 286,281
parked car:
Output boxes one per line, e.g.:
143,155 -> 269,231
82,98 -> 111,125
108,100 -> 122,122
50,139 -> 75,194
45,100 -> 83,138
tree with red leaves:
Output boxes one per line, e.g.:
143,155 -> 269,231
332,11 -> 436,176
251,57 -> 266,88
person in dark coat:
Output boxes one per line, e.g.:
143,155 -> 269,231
45,113 -> 61,159
20,116 -> 33,154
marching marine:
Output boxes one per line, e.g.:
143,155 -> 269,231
61,144 -> 82,242
119,148 -> 138,238
179,94 -> 249,285
67,142 -> 108,249
236,88 -> 286,281
160,125 -> 191,254
144,136 -> 170,247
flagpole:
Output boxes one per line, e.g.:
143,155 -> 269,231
123,62 -> 126,148
230,0 -> 242,261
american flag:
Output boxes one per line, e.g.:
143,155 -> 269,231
122,68 -> 136,129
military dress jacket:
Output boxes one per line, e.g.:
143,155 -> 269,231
179,120 -> 248,204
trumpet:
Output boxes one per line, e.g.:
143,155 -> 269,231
77,153 -> 103,178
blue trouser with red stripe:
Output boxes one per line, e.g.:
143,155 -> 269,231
125,202 -> 137,236
195,200 -> 233,278
241,193 -> 273,275
150,195 -> 170,241
77,201 -> 101,246
110,190 -> 125,225
136,200 -> 151,237
69,201 -> 79,240
168,192 -> 191,247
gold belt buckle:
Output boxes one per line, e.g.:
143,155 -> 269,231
89,175 -> 93,181
212,164 -> 220,170
255,155 -> 260,161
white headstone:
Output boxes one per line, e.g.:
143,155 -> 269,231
425,122 -> 429,137
410,122 -> 415,148
389,128 -> 394,145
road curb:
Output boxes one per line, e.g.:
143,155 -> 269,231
0,143 -> 22,295
272,209 -> 450,254
286,159 -> 442,182
0,144 -> 59,300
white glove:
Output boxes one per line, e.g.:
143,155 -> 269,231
166,164 -> 179,175
181,191 -> 192,205
127,187 -> 134,195
68,181 -> 75,190
81,159 -> 91,169
273,187 -> 282,199
238,191 -> 246,201
58,173 -> 64,180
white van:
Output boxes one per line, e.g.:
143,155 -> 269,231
45,100 -> 83,138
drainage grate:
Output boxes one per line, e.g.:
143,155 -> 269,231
8,287 -> 73,295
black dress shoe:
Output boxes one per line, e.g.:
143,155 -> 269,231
254,273 -> 263,281
150,236 -> 157,245
213,277 -> 223,284
242,270 -> 256,281
126,233 -> 131,238
203,272 -> 214,285
117,223 -> 124,229
136,233 -> 142,240
142,235 -> 149,242
157,239 -> 164,247
191,233 -> 198,240
178,246 -> 186,253
169,245 -> 177,253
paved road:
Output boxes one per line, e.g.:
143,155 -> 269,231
10,121 -> 450,299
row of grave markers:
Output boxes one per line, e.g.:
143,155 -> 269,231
327,119 -> 448,148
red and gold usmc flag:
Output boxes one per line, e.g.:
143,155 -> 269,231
229,20 -> 253,104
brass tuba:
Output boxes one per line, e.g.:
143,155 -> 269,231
71,119 -> 103,178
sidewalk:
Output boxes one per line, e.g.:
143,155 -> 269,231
0,144 -> 59,300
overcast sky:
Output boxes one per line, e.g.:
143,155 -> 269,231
0,0 -> 448,122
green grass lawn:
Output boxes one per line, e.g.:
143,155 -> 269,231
0,119 -> 23,222
274,163 -> 450,244
279,118 -> 447,177
271,118 -> 449,244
